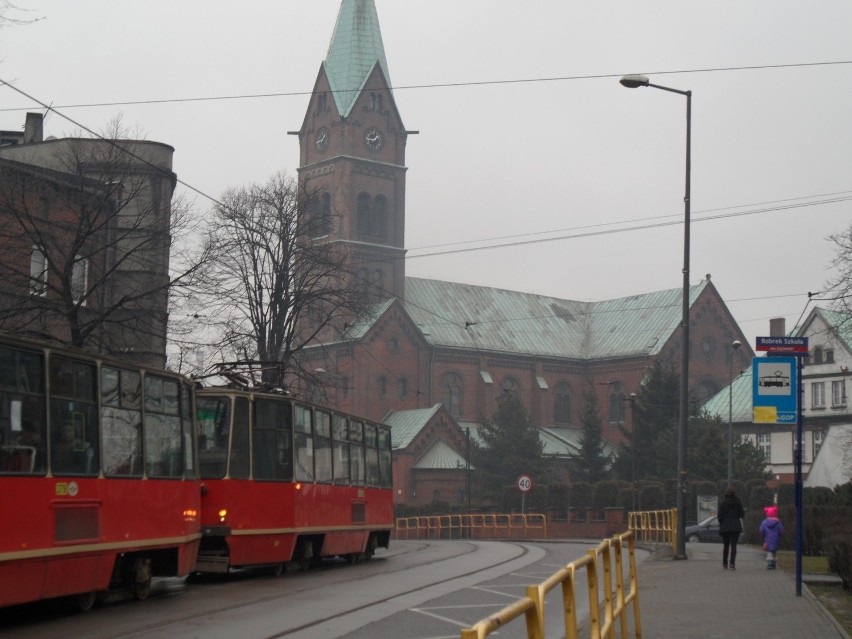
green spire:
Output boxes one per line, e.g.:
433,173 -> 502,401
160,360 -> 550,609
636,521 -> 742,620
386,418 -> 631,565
324,0 -> 392,117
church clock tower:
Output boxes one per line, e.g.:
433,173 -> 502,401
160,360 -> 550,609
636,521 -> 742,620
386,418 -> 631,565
296,0 -> 409,304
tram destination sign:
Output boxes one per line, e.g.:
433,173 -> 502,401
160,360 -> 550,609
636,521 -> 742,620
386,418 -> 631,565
755,336 -> 808,353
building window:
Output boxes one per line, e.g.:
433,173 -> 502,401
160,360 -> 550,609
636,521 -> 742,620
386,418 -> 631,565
307,192 -> 331,237
832,380 -> 845,407
387,338 -> 399,355
72,257 -> 88,306
757,432 -> 771,461
317,92 -> 327,112
30,245 -> 48,296
502,377 -> 520,400
813,430 -> 825,458
813,347 -> 823,364
609,382 -> 626,424
355,192 -> 389,240
441,373 -> 463,417
811,382 -> 825,409
398,377 -> 408,399
377,375 -> 387,399
825,349 -> 835,364
553,382 -> 571,424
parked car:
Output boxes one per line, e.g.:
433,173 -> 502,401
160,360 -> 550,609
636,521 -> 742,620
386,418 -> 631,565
685,515 -> 745,543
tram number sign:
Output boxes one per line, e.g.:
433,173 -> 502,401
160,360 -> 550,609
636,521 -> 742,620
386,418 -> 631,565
517,474 -> 533,493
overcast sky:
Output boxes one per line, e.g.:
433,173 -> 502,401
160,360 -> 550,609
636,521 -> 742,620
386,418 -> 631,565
2,1 -> 851,350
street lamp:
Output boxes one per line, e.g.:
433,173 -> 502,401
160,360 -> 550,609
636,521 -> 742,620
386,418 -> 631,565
727,340 -> 742,488
620,73 -> 692,559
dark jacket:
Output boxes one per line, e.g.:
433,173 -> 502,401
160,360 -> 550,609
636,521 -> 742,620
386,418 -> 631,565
717,494 -> 744,534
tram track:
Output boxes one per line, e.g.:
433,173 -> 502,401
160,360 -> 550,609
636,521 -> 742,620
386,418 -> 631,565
68,539 -> 541,639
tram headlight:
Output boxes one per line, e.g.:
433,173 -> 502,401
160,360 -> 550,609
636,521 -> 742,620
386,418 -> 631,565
218,508 -> 227,523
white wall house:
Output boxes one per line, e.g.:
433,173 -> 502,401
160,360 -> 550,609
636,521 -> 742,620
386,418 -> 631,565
703,308 -> 852,487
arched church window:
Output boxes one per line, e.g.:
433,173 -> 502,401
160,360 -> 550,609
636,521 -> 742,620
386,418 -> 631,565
441,373 -> 463,417
554,381 -> 571,424
377,375 -> 387,399
372,195 -> 388,239
609,382 -> 626,424
371,269 -> 384,298
502,377 -> 520,400
317,92 -> 327,113
370,93 -> 383,112
308,191 -> 332,237
357,193 -> 371,236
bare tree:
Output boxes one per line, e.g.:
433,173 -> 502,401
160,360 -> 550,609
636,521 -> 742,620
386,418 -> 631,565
827,223 -> 852,316
0,1 -> 44,28
0,118 -> 209,367
197,172 -> 368,391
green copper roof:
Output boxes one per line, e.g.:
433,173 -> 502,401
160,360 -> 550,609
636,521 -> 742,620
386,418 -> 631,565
324,0 -> 392,117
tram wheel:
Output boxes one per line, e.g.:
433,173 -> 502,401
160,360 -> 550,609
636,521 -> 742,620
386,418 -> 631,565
271,562 -> 286,577
76,591 -> 97,612
131,557 -> 153,601
297,540 -> 314,572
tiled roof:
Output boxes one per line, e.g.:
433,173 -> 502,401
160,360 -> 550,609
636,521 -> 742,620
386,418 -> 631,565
799,307 -> 852,351
414,439 -> 470,470
402,277 -> 710,360
384,404 -> 442,449
324,0 -> 391,117
702,368 -> 754,423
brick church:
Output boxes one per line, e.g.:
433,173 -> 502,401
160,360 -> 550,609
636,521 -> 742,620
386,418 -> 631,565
294,0 -> 753,508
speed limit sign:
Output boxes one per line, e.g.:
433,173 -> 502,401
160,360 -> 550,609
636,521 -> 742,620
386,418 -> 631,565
517,474 -> 533,493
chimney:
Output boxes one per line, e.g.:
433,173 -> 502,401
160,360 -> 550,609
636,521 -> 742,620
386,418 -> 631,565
769,317 -> 786,337
23,112 -> 43,144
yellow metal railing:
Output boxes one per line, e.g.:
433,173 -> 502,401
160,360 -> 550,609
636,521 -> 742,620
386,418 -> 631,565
628,508 -> 677,554
460,531 -> 641,639
394,512 -> 547,540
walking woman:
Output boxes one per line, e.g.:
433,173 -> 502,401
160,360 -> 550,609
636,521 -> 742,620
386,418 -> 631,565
718,486 -> 744,570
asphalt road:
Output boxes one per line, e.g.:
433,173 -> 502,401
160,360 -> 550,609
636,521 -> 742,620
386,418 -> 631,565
0,539 -> 649,639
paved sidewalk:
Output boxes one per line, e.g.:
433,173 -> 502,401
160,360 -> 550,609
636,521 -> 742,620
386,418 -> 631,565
634,542 -> 850,638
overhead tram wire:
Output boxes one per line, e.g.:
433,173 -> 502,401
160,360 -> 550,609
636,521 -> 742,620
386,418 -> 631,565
0,77 -> 225,208
0,81 -> 836,343
3,60 -> 852,112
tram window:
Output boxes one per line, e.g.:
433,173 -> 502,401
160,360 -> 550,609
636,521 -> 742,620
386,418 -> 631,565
144,376 -> 183,478
294,431 -> 314,482
253,398 -> 292,481
1,347 -> 47,475
50,400 -> 99,476
50,356 -> 96,402
231,396 -> 250,479
182,384 -> 196,477
0,346 -> 44,394
1,398 -> 47,474
102,405 -> 142,477
103,367 -> 143,477
314,411 -> 332,483
366,446 -> 379,486
350,421 -> 365,485
332,414 -> 350,485
378,425 -> 392,488
379,446 -> 392,488
197,396 -> 230,479
295,404 -> 312,434
364,422 -> 379,486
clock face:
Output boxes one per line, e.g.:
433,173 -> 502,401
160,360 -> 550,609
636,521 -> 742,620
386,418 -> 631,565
315,127 -> 329,151
364,126 -> 384,151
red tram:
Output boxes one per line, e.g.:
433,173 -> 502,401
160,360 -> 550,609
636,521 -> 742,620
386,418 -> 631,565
194,388 -> 394,574
0,334 -> 201,609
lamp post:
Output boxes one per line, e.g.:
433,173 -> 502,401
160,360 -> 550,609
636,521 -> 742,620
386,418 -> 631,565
727,340 -> 742,488
620,73 -> 692,559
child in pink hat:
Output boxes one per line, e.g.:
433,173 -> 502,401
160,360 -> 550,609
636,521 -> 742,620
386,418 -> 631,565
759,505 -> 784,569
